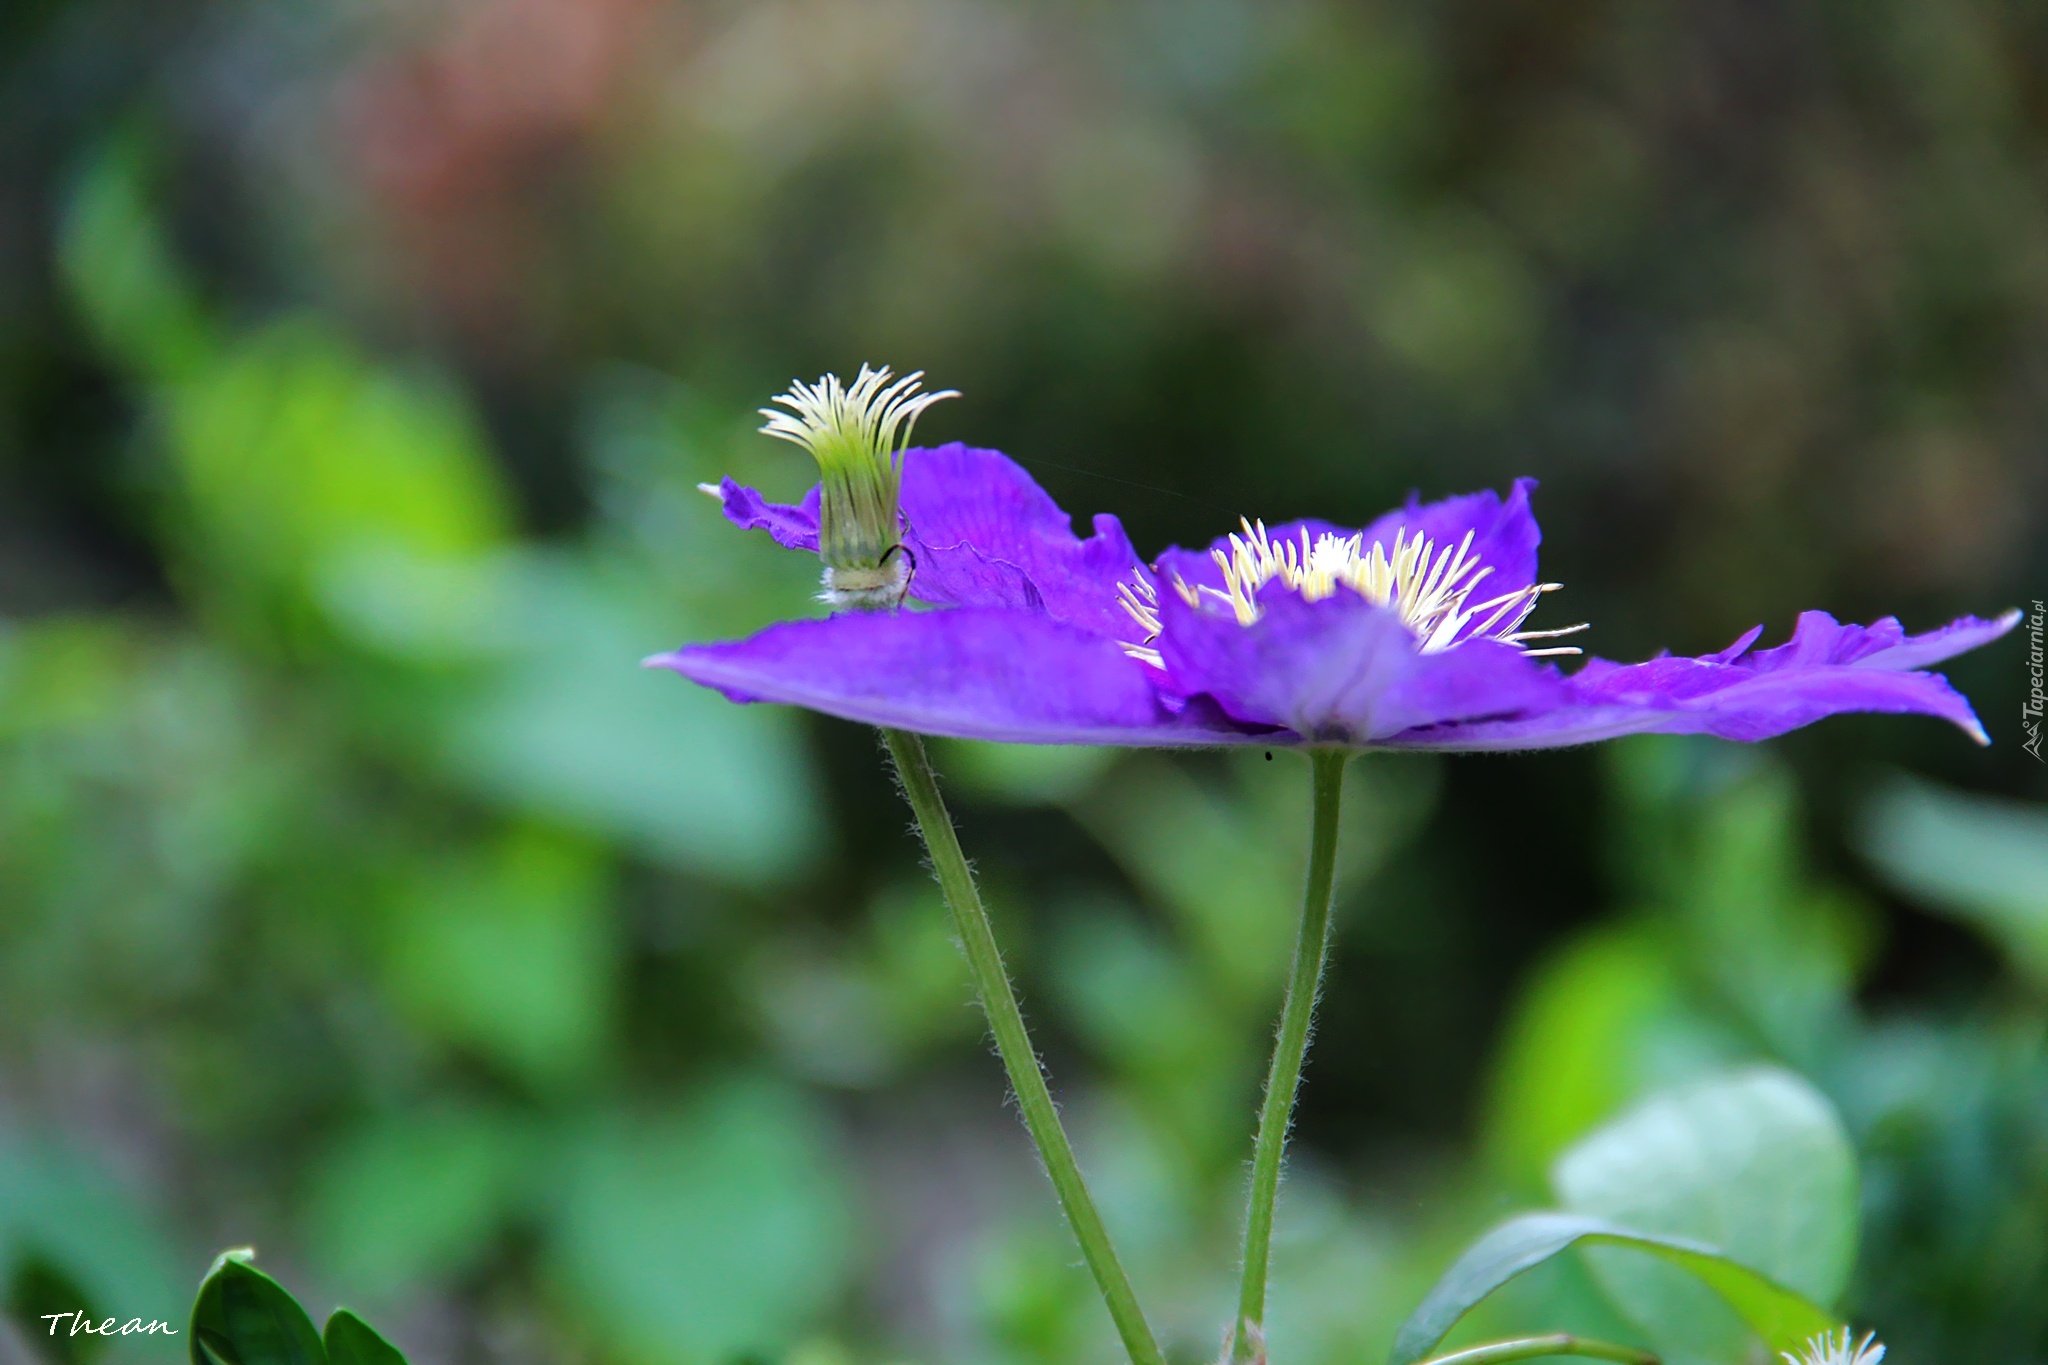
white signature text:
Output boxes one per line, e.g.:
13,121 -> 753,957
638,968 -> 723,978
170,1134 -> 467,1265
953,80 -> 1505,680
39,1312 -> 179,1337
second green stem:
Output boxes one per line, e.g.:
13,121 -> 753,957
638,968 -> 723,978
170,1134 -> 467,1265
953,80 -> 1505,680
880,727 -> 1166,1365
1233,748 -> 1350,1363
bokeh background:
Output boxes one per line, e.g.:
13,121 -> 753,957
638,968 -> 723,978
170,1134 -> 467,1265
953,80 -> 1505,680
3,1 -> 2046,1362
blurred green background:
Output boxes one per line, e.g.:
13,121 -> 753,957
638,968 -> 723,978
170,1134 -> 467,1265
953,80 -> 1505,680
2,1 -> 2045,1362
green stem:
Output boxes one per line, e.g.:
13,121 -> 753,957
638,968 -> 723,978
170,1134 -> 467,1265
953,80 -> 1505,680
1232,748 -> 1349,1363
879,727 -> 1166,1365
1415,1335 -> 1661,1365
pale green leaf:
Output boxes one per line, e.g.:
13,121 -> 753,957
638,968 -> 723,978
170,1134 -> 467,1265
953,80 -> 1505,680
1552,1068 -> 1857,1364
1390,1212 -> 1838,1365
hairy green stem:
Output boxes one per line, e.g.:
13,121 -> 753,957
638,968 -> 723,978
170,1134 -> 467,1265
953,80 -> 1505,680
1232,748 -> 1349,1363
1415,1335 -> 1661,1365
879,727 -> 1166,1365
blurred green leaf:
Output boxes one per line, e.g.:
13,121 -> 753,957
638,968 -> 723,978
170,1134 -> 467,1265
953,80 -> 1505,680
1551,1068 -> 1857,1364
188,1257 -> 321,1365
319,1311 -> 405,1365
550,1077 -> 851,1364
1077,756 -> 1297,1000
933,740 -> 1115,806
164,320 -> 509,617
863,880 -> 975,1049
59,136 -> 215,382
1606,740 -> 1865,1065
1602,738 -> 1760,904
0,624 -> 294,1022
1054,910 -> 1230,1076
302,1104 -> 525,1303
64,149 -> 511,639
8,1256 -> 109,1365
747,880 -> 976,1087
0,617 -> 129,739
1077,752 -> 1433,1008
0,1137 -> 186,1360
382,827 -> 614,1090
430,554 -> 824,881
1858,773 -> 2048,987
746,941 -> 900,1088
971,1224 -> 1112,1365
1482,926 -> 1689,1188
1050,907 -> 1247,1173
1389,1212 -> 1837,1365
1671,768 -> 1861,1063
58,140 -> 822,883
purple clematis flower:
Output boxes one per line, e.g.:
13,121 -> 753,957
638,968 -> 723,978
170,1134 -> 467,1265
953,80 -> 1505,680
651,443 -> 2019,751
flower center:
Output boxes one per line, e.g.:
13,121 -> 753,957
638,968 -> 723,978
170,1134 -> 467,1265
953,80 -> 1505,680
1117,518 -> 1588,665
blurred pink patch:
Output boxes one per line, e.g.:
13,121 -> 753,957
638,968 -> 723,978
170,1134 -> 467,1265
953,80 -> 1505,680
338,0 -> 662,338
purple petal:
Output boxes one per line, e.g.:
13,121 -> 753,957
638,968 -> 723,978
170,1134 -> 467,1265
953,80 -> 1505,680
1154,585 -> 1565,743
711,476 -> 820,552
1357,477 -> 1544,604
648,608 -> 1274,746
1744,608 -> 2023,673
710,447 -> 1147,640
1378,610 -> 2019,751
1702,624 -> 1765,664
899,444 -> 1147,639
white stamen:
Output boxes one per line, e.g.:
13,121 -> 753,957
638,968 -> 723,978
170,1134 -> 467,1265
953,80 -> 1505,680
1782,1330 -> 1884,1365
1116,576 -> 1167,666
758,365 -> 957,467
1114,517 -> 1590,661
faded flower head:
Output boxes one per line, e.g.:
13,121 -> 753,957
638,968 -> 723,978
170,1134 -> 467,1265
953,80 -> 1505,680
1783,1329 -> 1885,1365
751,365 -> 957,607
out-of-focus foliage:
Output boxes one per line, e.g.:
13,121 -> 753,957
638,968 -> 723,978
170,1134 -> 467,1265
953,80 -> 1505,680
1858,775 -> 2048,987
1472,743 -> 2048,1364
1,0 -> 2043,1362
1394,1066 -> 1855,1365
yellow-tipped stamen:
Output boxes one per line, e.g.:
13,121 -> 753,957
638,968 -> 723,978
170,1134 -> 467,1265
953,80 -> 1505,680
1116,516 -> 1588,661
1116,577 -> 1166,666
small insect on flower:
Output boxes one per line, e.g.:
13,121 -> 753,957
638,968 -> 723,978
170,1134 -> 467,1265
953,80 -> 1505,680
742,365 -> 958,610
1783,1329 -> 1885,1365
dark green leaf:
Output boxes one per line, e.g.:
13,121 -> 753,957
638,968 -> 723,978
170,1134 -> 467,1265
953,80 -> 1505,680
322,1312 -> 406,1365
1389,1212 -> 1838,1365
188,1256 -> 323,1365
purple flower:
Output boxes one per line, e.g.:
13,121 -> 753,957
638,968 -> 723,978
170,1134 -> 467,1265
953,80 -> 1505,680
651,444 -> 2018,750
